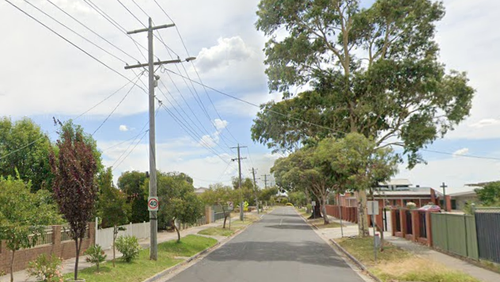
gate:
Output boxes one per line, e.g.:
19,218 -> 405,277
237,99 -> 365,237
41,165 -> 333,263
475,209 -> 500,263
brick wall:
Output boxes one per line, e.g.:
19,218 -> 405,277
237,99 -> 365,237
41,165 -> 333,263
0,223 -> 95,274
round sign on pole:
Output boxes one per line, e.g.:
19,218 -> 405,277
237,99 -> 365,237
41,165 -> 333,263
148,197 -> 159,211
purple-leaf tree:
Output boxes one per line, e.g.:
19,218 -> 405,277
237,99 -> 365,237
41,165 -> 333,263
49,122 -> 98,281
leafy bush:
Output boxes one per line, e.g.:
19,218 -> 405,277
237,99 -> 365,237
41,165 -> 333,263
115,235 -> 140,262
85,244 -> 107,272
26,254 -> 63,282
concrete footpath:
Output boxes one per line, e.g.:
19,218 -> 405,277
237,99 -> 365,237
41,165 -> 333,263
317,217 -> 500,282
0,215 -> 245,282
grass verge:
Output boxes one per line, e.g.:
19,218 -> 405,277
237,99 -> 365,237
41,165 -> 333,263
65,235 -> 217,282
337,237 -> 480,282
309,218 -> 342,229
198,227 -> 235,237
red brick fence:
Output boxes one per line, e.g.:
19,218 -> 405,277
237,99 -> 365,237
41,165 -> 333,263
0,223 -> 95,274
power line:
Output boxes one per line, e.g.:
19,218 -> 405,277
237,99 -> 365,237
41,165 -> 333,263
116,0 -> 145,28
24,0 -> 128,64
161,68 -> 500,162
46,0 -> 140,63
92,73 -> 144,135
74,72 -> 143,120
153,0 -> 239,143
4,0 -> 146,92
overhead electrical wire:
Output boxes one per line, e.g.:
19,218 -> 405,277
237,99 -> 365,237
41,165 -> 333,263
160,68 -> 500,162
156,81 -> 233,156
46,0 -> 140,63
92,72 -> 144,135
153,0 -> 239,144
24,0 -> 127,64
4,0 -> 146,92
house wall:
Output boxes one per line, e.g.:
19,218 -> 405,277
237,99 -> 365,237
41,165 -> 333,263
454,195 -> 478,211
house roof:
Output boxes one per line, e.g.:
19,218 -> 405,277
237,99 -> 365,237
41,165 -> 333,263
194,187 -> 208,194
379,179 -> 412,186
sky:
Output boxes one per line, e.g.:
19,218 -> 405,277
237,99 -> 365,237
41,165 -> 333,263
1,0 -> 500,193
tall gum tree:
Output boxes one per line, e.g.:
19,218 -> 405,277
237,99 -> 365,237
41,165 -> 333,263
253,0 -> 474,236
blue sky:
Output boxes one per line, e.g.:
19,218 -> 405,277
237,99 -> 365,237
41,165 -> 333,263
1,0 -> 500,192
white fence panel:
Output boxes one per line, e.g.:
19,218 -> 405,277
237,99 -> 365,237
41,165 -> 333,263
96,222 -> 150,250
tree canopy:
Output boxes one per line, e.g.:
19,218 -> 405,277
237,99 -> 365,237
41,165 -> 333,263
98,167 -> 129,228
117,170 -> 149,223
0,176 -> 62,282
475,182 -> 500,206
155,171 -> 203,242
0,117 -> 52,192
253,0 -> 474,168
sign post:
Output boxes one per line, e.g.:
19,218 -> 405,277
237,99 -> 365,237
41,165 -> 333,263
227,201 -> 233,230
148,197 -> 159,212
367,200 -> 379,262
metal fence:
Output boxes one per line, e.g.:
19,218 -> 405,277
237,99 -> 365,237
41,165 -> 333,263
431,213 -> 478,260
475,211 -> 500,263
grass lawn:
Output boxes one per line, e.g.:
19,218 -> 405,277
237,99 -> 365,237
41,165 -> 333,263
337,237 -> 480,282
65,235 -> 217,282
198,227 -> 234,237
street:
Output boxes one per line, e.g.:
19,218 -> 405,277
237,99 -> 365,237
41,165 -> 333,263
166,207 -> 367,282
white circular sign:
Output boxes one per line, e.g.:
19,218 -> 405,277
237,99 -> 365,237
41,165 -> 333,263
148,197 -> 159,211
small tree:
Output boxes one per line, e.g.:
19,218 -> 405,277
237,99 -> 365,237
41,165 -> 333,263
0,177 -> 61,282
475,181 -> 500,206
200,184 -> 237,229
156,172 -> 204,242
97,167 -> 129,267
49,123 -> 98,281
316,133 -> 398,237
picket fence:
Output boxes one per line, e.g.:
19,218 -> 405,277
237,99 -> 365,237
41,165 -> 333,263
95,222 -> 150,250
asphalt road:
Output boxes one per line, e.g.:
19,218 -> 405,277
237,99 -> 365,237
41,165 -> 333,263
166,207 -> 367,282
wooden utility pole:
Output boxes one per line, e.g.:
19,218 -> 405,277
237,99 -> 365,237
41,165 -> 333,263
251,168 -> 259,214
441,182 -> 447,212
262,174 -> 270,188
231,144 -> 247,221
125,18 -> 194,261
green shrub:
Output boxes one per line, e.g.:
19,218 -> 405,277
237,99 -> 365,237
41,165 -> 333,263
85,244 -> 107,272
115,235 -> 141,262
26,254 -> 63,282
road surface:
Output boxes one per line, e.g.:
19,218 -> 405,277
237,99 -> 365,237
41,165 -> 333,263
166,207 -> 368,282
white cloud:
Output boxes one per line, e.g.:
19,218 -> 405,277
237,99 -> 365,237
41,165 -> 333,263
119,125 -> 129,132
453,148 -> 469,157
199,134 -> 218,148
196,36 -> 255,72
214,119 -> 228,131
469,119 -> 500,129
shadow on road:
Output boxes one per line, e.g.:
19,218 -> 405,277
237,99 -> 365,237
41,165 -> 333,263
206,240 -> 351,268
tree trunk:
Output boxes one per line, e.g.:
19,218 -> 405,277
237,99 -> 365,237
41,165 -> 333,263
357,190 -> 370,237
305,189 -> 311,212
321,197 -> 330,224
10,250 -> 15,282
112,226 -> 117,267
222,207 -> 227,228
74,238 -> 81,281
309,204 -> 322,219
174,222 -> 181,243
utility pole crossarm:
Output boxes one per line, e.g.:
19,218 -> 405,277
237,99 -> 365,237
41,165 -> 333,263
127,23 -> 175,35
